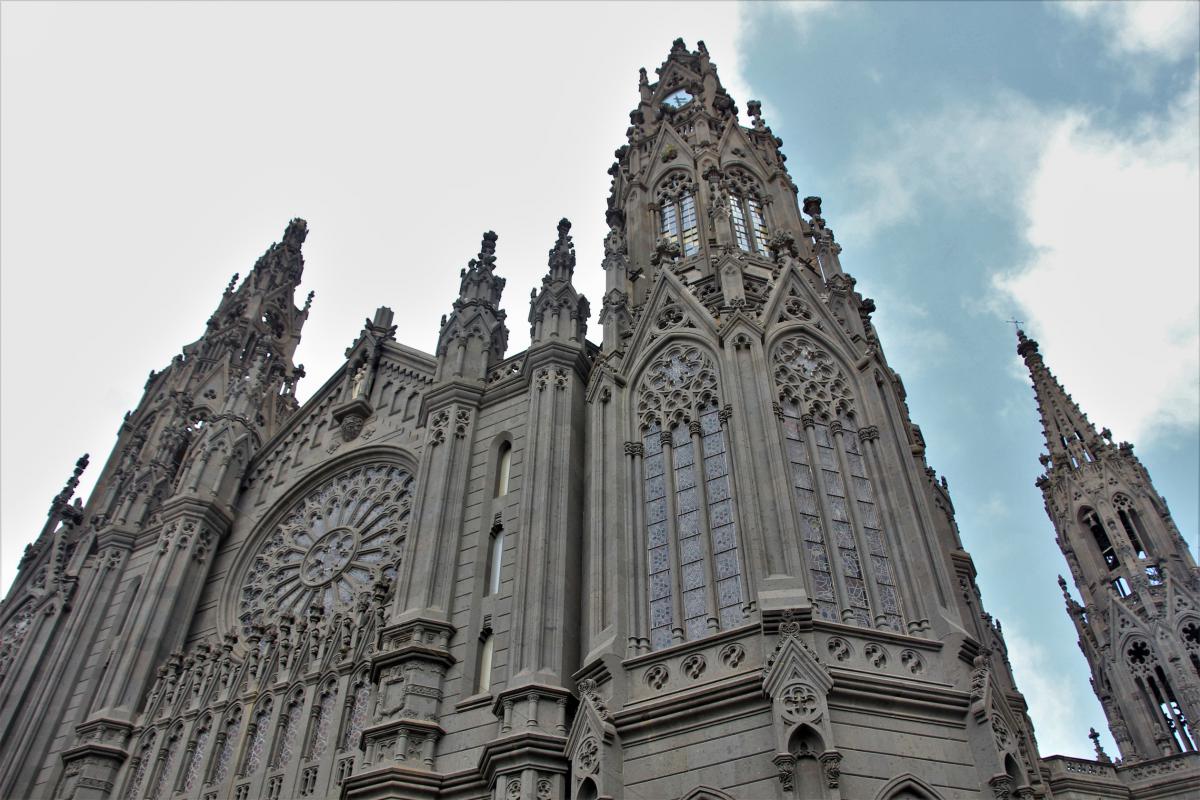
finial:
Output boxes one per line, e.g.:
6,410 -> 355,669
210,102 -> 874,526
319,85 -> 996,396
697,40 -> 709,56
283,218 -> 308,248
802,196 -> 823,218
224,273 -> 239,295
51,453 -> 90,513
546,218 -> 576,279
1016,327 -> 1040,358
639,67 -> 648,86
1089,728 -> 1112,763
671,37 -> 687,54
304,290 -> 315,312
747,100 -> 765,130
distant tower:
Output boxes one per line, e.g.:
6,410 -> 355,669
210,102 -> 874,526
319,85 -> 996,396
1019,330 -> 1200,760
0,220 -> 312,797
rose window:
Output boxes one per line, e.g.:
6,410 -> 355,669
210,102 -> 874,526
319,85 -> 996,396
238,463 -> 413,629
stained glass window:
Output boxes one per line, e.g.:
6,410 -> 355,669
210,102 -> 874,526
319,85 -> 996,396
244,703 -> 272,776
274,697 -> 302,768
844,433 -> 903,631
781,404 -> 838,622
643,420 -> 673,651
211,714 -> 240,788
700,400 -> 744,630
123,732 -> 157,800
309,689 -> 336,760
182,724 -> 211,793
147,731 -> 181,800
343,683 -> 370,751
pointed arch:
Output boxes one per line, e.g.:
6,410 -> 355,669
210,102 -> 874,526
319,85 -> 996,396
680,787 -> 738,800
770,330 -> 904,631
873,773 -> 946,800
632,338 -> 747,649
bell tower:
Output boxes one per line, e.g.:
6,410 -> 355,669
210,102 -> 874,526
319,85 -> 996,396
1019,330 -> 1200,760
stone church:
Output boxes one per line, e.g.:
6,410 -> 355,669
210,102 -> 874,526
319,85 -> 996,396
0,39 -> 1196,800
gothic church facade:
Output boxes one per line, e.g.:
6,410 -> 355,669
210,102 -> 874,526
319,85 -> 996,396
1,40 -> 1196,800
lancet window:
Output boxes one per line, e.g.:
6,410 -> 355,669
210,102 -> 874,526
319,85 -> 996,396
180,716 -> 211,793
1126,638 -> 1196,752
772,335 -> 904,631
1081,508 -> 1118,571
0,599 -> 34,685
725,167 -> 769,254
637,343 -> 745,650
657,172 -> 701,257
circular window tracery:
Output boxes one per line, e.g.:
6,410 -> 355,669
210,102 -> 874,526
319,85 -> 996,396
238,463 -> 413,630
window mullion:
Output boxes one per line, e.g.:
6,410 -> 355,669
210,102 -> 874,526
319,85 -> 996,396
688,418 -> 721,634
830,422 -> 885,628
661,430 -> 686,645
800,413 -> 854,620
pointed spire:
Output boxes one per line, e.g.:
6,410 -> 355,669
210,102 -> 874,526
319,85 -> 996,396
246,218 -> 307,293
529,218 -> 588,346
1017,329 -> 1104,470
546,218 -> 576,282
456,231 -> 506,309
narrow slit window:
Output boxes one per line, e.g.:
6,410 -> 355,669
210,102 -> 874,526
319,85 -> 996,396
495,442 -> 512,497
487,527 -> 505,596
475,631 -> 494,694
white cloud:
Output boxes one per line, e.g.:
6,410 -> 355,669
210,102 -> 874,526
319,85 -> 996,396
1058,0 -> 1200,62
837,92 -> 1056,245
1005,621 -> 1116,759
995,74 -> 1200,444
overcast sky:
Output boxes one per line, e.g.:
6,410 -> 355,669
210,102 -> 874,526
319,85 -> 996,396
2,1 -> 1197,761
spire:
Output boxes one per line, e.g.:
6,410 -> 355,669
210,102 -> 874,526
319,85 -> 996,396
546,217 -> 576,282
244,217 -> 307,294
436,231 -> 509,381
1017,329 -> 1104,470
529,218 -> 588,347
456,230 -> 506,309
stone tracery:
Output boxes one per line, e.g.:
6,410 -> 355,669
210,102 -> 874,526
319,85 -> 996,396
237,463 -> 413,631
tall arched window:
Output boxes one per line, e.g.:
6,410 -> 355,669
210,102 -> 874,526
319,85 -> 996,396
207,708 -> 241,789
772,335 -> 904,631
1081,508 -> 1118,570
637,343 -> 745,650
657,173 -> 700,257
242,699 -> 273,777
147,725 -> 183,800
725,168 -> 769,254
180,716 -> 212,794
307,680 -> 338,761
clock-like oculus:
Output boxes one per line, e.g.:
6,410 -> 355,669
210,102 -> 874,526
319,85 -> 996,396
663,89 -> 693,109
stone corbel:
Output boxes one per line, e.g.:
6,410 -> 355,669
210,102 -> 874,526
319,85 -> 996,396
331,397 -> 374,443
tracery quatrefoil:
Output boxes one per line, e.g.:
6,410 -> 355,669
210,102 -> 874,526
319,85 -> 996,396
238,463 -> 413,631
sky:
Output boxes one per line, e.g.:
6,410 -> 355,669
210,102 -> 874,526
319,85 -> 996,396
1,0 -> 1197,761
